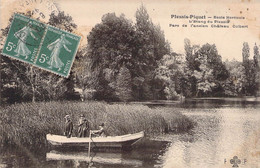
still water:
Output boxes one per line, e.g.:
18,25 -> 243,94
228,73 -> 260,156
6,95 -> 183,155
0,98 -> 259,168
161,99 -> 260,168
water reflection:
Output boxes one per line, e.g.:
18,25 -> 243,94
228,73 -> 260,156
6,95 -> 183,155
162,104 -> 260,168
180,97 -> 260,108
46,150 -> 143,167
44,140 -> 169,168
0,139 -> 168,168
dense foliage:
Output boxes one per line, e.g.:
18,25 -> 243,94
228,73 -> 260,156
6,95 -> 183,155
86,6 -> 170,101
1,6 -> 259,104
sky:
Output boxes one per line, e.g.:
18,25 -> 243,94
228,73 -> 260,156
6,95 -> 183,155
1,0 -> 260,61
56,0 -> 260,62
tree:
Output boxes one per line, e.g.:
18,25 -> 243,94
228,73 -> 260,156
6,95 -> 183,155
41,74 -> 68,100
253,43 -> 259,68
232,64 -> 246,95
164,82 -> 180,100
199,44 -> 228,81
184,38 -> 192,64
183,38 -> 200,97
183,40 -> 228,97
73,47 -> 95,101
87,13 -> 136,101
242,42 -> 250,65
241,42 -> 258,95
241,42 -> 250,95
0,57 -> 24,104
224,59 -> 244,96
48,11 -> 77,32
253,43 -> 260,95
196,43 -> 229,96
88,13 -> 136,71
86,6 -> 170,101
193,54 -> 216,96
116,65 -> 133,101
184,38 -> 201,71
155,54 -> 182,100
134,5 -> 170,100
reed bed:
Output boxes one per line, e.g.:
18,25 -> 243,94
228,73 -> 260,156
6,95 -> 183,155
0,101 -> 194,147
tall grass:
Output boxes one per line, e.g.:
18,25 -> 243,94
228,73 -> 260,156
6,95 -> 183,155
0,101 -> 194,147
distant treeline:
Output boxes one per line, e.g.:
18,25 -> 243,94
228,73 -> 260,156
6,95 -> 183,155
81,5 -> 260,101
1,6 -> 260,104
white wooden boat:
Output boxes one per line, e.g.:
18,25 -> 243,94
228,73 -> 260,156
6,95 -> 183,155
46,131 -> 144,149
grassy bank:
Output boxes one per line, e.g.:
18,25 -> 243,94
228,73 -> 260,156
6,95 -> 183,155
0,101 -> 194,147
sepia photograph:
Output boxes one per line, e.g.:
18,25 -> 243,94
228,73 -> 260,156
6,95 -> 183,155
0,0 -> 259,167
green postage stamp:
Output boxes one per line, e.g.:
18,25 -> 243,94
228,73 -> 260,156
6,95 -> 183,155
2,13 -> 81,77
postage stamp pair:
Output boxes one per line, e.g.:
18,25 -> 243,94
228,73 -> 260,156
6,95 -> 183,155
2,13 -> 81,77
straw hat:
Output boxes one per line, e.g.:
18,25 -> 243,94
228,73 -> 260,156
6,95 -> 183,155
80,114 -> 85,118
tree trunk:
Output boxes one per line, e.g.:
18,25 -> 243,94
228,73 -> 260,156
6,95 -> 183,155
80,86 -> 85,101
30,66 -> 36,103
32,86 -> 36,103
196,89 -> 200,97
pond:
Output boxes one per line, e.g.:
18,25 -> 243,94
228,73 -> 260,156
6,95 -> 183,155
0,140 -> 169,168
160,98 -> 260,168
0,98 -> 259,168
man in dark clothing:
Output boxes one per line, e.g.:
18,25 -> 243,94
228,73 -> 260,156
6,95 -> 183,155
92,123 -> 106,137
64,115 -> 73,138
78,114 -> 89,137
83,118 -> 90,137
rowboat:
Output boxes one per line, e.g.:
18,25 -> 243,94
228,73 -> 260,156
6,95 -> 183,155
46,131 -> 144,149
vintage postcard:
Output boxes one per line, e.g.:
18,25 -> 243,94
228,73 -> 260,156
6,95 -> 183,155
0,0 -> 259,168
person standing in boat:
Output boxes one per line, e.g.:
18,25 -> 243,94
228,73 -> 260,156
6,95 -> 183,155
78,114 -> 89,137
64,115 -> 73,138
91,123 -> 106,137
83,118 -> 90,137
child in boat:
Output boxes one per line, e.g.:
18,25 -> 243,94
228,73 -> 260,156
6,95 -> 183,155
64,115 -> 73,138
77,114 -> 89,137
91,123 -> 106,137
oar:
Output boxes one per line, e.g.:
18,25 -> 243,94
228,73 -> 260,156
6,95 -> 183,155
88,130 -> 92,158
